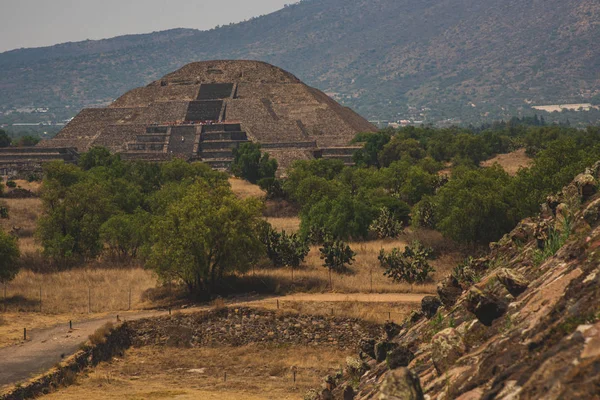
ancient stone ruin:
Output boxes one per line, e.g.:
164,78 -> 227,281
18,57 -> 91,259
37,60 -> 376,170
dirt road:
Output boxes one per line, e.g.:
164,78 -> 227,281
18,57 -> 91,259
0,292 -> 426,390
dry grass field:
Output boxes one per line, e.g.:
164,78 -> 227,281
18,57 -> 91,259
257,299 -> 417,325
0,268 -> 157,348
229,177 -> 265,199
481,148 -> 532,176
43,345 -> 350,400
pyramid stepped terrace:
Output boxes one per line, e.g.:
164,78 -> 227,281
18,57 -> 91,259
35,60 -> 376,171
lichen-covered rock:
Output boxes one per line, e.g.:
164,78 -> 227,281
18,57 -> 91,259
384,322 -> 402,340
386,345 -> 415,370
406,311 -> 424,326
360,338 -> 377,359
378,368 -> 424,400
375,341 -> 399,362
431,328 -> 467,374
583,198 -> 600,225
496,268 -> 529,297
573,173 -> 598,200
465,288 -> 508,326
346,356 -> 369,378
421,296 -> 442,319
437,276 -> 463,307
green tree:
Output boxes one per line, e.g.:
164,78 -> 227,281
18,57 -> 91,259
352,131 -> 393,167
146,180 -> 264,294
320,238 -> 355,287
0,229 -> 20,283
434,165 -> 516,244
100,210 -> 148,260
0,130 -> 12,148
79,147 -> 121,171
231,143 -> 278,184
38,179 -> 114,264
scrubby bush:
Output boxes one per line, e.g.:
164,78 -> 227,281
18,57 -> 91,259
0,202 -> 8,219
379,241 -> 435,285
6,180 -> 16,188
260,223 -> 309,269
412,196 -> 436,229
0,229 -> 20,283
370,207 -> 404,239
258,177 -> 286,200
320,238 -> 355,283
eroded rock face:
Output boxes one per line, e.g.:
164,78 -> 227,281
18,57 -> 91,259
386,345 -> 415,370
437,276 -> 463,307
431,328 -> 467,374
378,368 -> 424,400
384,322 -> 402,340
496,268 -> 529,297
465,288 -> 508,326
360,338 -> 377,359
573,173 -> 598,200
375,341 -> 399,363
421,296 -> 442,319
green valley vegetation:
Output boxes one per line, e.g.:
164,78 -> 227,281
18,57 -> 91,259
276,123 -> 600,245
0,228 -> 20,284
30,121 -> 600,294
36,149 -> 263,296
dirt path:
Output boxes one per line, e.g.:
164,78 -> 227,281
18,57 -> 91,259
0,292 -> 427,390
257,293 -> 426,303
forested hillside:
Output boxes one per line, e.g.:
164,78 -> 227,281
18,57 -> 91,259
1,0 -> 599,124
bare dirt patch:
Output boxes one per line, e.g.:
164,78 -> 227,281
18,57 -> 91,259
481,148 -> 532,176
42,345 -> 350,400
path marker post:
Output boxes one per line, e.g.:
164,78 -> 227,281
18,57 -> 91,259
23,328 -> 26,340
39,287 -> 42,313
88,287 -> 91,314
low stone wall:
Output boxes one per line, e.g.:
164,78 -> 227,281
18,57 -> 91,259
0,323 -> 133,400
130,307 -> 381,350
0,307 -> 383,399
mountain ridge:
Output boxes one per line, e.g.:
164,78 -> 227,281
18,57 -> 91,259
1,0 -> 599,124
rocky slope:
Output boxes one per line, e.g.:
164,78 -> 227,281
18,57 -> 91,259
315,162 -> 600,399
1,0 -> 599,124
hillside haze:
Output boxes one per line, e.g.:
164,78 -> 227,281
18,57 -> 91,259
1,0 -> 599,124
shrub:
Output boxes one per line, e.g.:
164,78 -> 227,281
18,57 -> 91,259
0,202 -> 8,219
260,223 -> 309,269
320,239 -> 356,285
370,207 -> 404,239
231,143 -> 278,184
412,196 -> 436,228
379,241 -> 435,285
6,180 -> 16,188
0,229 -> 20,283
452,257 -> 481,286
258,177 -> 286,200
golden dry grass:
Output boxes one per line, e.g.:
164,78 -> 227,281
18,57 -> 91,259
229,177 -> 266,199
258,299 -> 417,325
0,198 -> 43,245
266,216 -> 302,233
251,232 -> 462,295
0,268 -> 158,347
2,268 -> 157,314
43,345 -> 350,400
481,148 -> 532,176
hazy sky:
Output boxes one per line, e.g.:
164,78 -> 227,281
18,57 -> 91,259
0,0 -> 292,53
